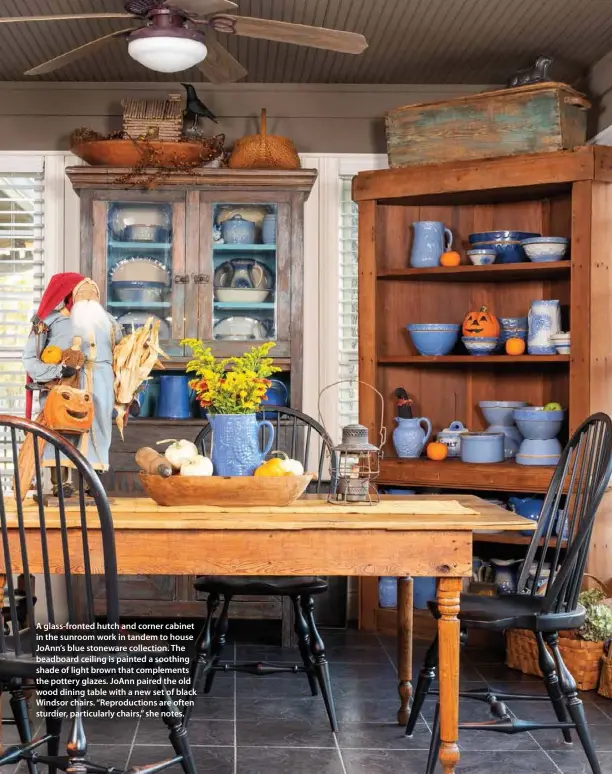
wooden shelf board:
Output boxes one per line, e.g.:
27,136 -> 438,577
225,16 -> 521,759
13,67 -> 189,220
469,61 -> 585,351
378,261 -> 571,282
379,457 -> 556,493
473,530 -> 565,547
379,355 -> 570,365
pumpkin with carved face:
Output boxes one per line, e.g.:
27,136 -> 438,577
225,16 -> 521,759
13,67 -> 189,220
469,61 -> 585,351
462,306 -> 500,338
44,386 -> 93,434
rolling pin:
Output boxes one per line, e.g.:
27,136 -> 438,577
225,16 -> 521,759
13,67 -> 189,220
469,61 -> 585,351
135,447 -> 173,477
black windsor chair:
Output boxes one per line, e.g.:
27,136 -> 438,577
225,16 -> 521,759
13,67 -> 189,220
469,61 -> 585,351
190,406 -> 338,732
405,412 -> 612,774
0,415 -> 198,774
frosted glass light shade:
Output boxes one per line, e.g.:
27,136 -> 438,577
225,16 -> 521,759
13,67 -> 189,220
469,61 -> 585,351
128,35 -> 207,73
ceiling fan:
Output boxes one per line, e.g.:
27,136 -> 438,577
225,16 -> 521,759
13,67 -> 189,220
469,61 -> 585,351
0,0 -> 368,82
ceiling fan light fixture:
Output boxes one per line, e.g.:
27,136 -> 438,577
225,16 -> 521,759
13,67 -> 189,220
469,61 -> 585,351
128,26 -> 207,73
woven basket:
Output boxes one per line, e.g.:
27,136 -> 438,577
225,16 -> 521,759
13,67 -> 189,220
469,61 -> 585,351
506,629 -> 604,691
506,576 -> 612,692
229,109 -> 300,170
598,643 -> 612,699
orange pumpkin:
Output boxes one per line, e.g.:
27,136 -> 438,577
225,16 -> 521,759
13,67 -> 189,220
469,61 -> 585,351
426,441 -> 449,461
440,250 -> 461,267
41,345 -> 63,364
462,305 -> 500,338
505,337 -> 526,356
44,386 -> 93,434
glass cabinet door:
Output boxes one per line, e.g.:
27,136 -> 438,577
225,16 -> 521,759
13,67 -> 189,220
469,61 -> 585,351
198,198 -> 290,355
92,197 -> 186,355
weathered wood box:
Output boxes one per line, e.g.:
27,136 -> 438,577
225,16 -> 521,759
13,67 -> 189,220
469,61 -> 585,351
385,83 -> 591,168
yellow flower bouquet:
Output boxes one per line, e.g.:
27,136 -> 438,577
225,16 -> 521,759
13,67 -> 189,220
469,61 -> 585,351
182,339 -> 281,415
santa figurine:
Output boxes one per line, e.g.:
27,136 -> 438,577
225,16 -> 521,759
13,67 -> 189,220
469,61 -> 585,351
23,273 -> 122,497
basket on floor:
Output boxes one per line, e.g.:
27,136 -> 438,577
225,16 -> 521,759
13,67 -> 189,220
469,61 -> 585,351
598,642 -> 612,698
505,629 -> 604,691
229,109 -> 300,170
506,576 -> 612,692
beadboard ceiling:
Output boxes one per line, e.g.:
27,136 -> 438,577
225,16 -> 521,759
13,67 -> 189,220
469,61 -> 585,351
2,0 -> 611,83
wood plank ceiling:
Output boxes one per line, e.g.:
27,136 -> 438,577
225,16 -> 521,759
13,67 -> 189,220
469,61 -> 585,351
1,0 -> 611,83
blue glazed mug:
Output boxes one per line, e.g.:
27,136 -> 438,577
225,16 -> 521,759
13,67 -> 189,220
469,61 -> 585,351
156,375 -> 190,419
410,221 -> 453,268
209,413 -> 275,476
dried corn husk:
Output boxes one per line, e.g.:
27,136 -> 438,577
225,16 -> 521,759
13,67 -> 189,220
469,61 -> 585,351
113,317 -> 169,438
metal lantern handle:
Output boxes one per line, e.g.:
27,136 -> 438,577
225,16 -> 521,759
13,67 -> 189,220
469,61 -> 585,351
318,379 -> 387,449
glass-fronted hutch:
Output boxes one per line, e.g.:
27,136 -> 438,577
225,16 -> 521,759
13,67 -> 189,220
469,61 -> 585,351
67,166 -> 317,632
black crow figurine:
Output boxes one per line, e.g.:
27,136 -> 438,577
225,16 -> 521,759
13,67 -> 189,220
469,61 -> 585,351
181,83 -> 218,130
507,55 -> 553,88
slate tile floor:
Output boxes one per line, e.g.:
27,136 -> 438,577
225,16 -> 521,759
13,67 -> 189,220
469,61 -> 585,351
3,626 -> 612,773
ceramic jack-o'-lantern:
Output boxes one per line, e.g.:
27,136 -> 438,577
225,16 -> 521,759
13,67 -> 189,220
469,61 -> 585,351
44,385 -> 94,434
462,305 -> 500,338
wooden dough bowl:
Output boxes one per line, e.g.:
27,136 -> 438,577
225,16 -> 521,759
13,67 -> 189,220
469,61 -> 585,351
70,140 -> 214,168
140,473 -> 313,507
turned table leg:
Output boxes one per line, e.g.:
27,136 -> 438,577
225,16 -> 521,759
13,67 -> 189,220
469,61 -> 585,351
396,576 -> 413,725
437,577 -> 462,774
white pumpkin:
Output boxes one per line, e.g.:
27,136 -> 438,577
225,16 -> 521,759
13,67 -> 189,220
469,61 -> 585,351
180,455 -> 213,477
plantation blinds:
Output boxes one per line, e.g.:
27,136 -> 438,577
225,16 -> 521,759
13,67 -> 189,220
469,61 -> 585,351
0,158 -> 45,478
338,175 -> 359,428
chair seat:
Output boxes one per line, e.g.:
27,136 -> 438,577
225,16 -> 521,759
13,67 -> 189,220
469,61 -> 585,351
194,576 -> 328,596
427,593 -> 586,633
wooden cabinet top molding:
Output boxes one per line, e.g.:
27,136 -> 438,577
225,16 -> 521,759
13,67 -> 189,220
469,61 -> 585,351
66,166 -> 318,195
352,146 -> 612,202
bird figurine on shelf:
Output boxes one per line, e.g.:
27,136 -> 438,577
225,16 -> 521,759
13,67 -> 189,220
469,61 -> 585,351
507,55 -> 554,88
181,83 -> 218,131
394,387 -> 414,419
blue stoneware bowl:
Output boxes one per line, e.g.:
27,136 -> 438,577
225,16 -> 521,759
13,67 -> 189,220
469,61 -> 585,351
521,236 -> 569,263
479,401 -> 528,427
513,407 -> 564,440
500,316 -> 528,330
407,324 -> 460,356
516,437 -> 563,466
111,280 -> 166,303
462,336 -> 498,356
466,249 -> 496,266
469,231 -> 541,264
460,432 -> 505,463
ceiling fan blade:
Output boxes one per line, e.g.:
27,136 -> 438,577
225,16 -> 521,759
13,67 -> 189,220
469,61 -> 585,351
210,15 -> 368,55
25,28 -> 135,76
0,13 -> 137,23
197,31 -> 246,84
165,0 -> 237,16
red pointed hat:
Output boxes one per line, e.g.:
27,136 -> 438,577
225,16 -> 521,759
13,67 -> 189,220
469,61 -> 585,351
25,271 -> 85,418
34,272 -> 85,322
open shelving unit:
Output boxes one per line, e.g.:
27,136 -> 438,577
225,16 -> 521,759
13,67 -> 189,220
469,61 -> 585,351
353,146 -> 612,631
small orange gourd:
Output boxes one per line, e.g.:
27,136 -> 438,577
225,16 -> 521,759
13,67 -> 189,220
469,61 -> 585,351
462,305 -> 500,338
41,345 -> 63,364
505,337 -> 526,356
440,250 -> 461,267
426,441 -> 449,461
44,386 -> 93,434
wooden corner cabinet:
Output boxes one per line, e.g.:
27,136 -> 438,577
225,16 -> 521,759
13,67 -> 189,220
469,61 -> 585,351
67,166 -> 317,635
353,146 -> 612,630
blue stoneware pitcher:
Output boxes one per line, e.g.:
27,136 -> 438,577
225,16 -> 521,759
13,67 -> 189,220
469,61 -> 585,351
209,414 -> 275,476
156,375 -> 190,419
393,416 -> 432,458
410,221 -> 453,268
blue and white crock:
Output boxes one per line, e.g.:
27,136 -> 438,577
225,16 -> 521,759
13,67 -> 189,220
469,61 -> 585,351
209,413 -> 274,476
527,299 -> 561,355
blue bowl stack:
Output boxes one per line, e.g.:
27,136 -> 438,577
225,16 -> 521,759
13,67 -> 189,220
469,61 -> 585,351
499,316 -> 528,349
469,231 -> 541,264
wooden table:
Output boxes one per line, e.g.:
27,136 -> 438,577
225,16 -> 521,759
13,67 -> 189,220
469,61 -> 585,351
1,494 -> 533,774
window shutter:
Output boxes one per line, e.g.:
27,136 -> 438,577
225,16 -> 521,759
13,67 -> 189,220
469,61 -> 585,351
0,167 -> 45,479
338,176 -> 359,428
